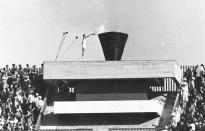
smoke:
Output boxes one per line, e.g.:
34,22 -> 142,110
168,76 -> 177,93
94,24 -> 106,34
98,24 -> 106,33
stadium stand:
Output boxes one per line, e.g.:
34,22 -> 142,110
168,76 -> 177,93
0,64 -> 46,130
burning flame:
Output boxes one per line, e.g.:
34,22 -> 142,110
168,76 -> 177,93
96,24 -> 106,34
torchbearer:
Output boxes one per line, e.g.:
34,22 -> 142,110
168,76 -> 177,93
81,33 -> 96,57
82,34 -> 86,57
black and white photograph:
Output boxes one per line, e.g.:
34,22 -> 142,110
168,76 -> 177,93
0,0 -> 204,130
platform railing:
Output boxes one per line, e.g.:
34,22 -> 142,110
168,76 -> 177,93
149,64 -> 198,93
150,78 -> 178,92
180,65 -> 195,74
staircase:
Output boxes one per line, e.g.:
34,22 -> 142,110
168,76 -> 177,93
157,92 -> 179,129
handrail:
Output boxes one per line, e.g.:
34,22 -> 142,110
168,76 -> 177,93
173,92 -> 180,110
34,84 -> 50,131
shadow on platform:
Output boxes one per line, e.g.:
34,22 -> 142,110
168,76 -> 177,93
41,113 -> 159,126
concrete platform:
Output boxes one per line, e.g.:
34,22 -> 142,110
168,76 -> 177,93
44,60 -> 181,83
54,100 -> 163,115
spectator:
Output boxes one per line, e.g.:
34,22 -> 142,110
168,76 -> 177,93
181,82 -> 189,108
190,77 -> 195,92
180,64 -> 205,130
0,64 -> 46,130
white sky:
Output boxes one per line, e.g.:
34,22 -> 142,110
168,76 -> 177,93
0,0 -> 205,67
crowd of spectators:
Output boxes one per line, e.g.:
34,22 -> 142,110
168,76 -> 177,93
4,63 -> 205,130
173,64 -> 205,131
0,64 -> 46,130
